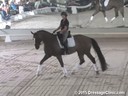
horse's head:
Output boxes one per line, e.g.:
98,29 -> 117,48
31,31 -> 42,50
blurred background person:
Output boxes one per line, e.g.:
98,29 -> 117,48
1,4 -> 10,20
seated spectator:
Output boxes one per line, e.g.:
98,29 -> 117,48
1,4 -> 10,20
10,2 -> 18,11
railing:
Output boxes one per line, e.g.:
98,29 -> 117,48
1,28 -> 128,42
67,3 -> 92,14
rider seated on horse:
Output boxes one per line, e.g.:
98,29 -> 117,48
53,12 -> 69,54
100,0 -> 105,10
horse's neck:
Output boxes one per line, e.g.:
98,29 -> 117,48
41,33 -> 55,43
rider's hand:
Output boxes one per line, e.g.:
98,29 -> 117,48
53,30 -> 56,33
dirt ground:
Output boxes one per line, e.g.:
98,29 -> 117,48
0,38 -> 128,96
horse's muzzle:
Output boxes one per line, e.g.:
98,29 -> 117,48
35,44 -> 40,49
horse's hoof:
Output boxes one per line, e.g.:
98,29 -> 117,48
61,75 -> 67,78
64,75 -> 67,78
36,73 -> 40,77
71,72 -> 74,75
95,75 -> 99,78
71,71 -> 75,75
96,71 -> 100,75
63,73 -> 68,78
95,71 -> 99,78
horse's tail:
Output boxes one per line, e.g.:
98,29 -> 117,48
91,38 -> 107,71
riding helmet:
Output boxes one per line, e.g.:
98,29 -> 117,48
61,11 -> 68,16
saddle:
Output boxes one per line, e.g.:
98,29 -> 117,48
100,0 -> 109,7
56,31 -> 75,49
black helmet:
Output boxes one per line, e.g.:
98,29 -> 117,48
61,12 -> 68,16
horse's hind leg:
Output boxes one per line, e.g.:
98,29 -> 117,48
78,53 -> 85,65
111,8 -> 119,22
102,11 -> 108,22
72,52 -> 85,74
36,55 -> 51,76
86,52 -> 99,75
119,7 -> 125,22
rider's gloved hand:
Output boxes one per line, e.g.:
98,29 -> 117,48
53,30 -> 56,34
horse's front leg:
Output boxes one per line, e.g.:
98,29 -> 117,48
56,56 -> 68,77
36,55 -> 51,76
102,11 -> 108,22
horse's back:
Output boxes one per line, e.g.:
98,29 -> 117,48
74,35 -> 92,51
74,34 -> 91,39
110,0 -> 124,6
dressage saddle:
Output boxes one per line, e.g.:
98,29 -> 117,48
100,0 -> 106,10
57,31 -> 71,45
57,31 -> 71,54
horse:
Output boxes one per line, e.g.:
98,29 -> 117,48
31,30 -> 108,77
89,0 -> 124,22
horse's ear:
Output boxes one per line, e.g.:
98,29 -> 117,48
31,31 -> 34,35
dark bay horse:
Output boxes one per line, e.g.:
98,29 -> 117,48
31,30 -> 107,77
90,0 -> 124,22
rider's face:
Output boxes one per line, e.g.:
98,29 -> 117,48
61,15 -> 66,19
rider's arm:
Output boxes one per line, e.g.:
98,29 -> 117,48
53,26 -> 60,33
61,20 -> 69,33
61,26 -> 68,33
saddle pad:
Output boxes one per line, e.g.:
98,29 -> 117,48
57,36 -> 76,49
57,36 -> 64,48
67,36 -> 75,47
104,0 -> 109,7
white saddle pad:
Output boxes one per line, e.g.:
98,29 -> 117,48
104,0 -> 109,7
57,36 -> 76,49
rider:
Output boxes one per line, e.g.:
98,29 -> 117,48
53,12 -> 69,54
100,0 -> 105,10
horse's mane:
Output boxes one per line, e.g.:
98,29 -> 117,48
35,30 -> 55,41
36,30 -> 52,35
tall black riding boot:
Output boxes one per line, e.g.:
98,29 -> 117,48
101,0 -> 105,10
63,41 -> 69,54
